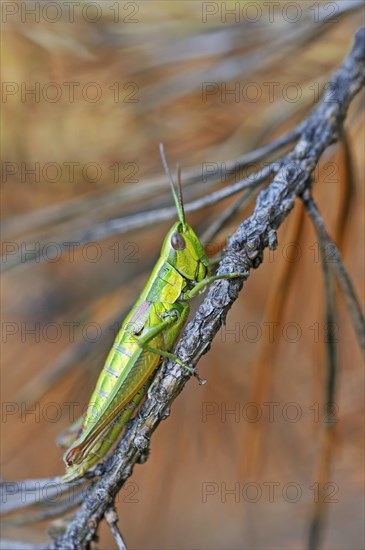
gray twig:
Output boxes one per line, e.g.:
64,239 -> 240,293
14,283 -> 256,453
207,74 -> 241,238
50,27 -> 365,550
305,189 -> 339,550
201,185 -> 261,245
303,191 -> 365,356
0,478 -> 82,515
1,161 -> 279,272
105,507 -> 128,550
2,492 -> 84,527
0,541 -> 49,550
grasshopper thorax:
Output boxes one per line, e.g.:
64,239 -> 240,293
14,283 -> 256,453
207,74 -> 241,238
161,221 -> 208,282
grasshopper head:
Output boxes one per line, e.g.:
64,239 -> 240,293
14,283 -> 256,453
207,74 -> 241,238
162,221 -> 209,282
160,144 -> 209,282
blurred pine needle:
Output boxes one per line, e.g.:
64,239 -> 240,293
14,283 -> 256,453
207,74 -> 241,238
1,3 -> 364,549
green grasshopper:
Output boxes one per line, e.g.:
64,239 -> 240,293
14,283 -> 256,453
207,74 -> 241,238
60,144 -> 243,482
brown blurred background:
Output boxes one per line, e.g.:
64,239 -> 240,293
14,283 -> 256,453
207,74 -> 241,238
1,1 -> 364,548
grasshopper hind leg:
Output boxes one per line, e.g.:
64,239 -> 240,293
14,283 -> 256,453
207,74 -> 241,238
62,419 -> 118,482
62,380 -> 151,483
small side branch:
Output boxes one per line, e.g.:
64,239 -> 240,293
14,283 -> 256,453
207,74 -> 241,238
105,507 -> 128,550
305,189 -> 339,550
303,191 -> 365,356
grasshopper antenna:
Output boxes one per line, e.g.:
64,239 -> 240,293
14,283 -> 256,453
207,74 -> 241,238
176,163 -> 186,226
159,143 -> 186,228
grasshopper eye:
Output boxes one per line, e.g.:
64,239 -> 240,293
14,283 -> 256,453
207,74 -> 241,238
171,232 -> 186,250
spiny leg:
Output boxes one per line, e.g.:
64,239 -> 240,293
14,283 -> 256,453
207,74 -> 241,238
138,341 -> 206,385
132,311 -> 206,384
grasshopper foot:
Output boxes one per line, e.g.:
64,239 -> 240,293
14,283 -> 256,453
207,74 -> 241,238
191,367 -> 207,385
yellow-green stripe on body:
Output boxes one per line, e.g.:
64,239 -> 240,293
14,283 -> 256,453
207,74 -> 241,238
63,261 -> 191,472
